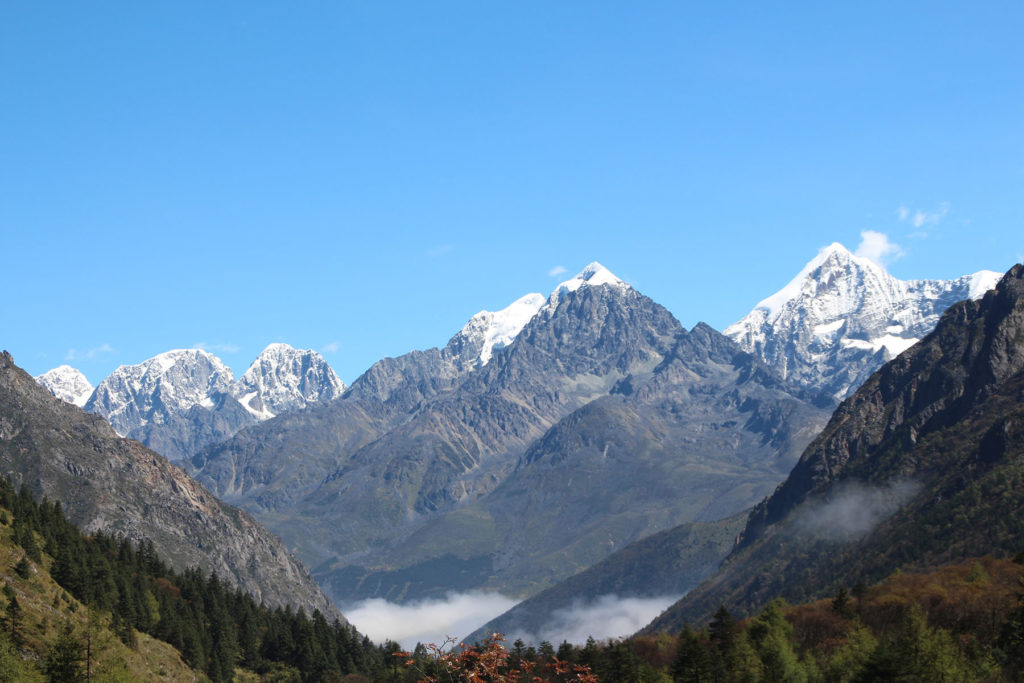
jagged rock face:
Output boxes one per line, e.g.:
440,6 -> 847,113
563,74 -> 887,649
644,264 -> 1024,632
725,243 -> 1001,399
34,365 -> 93,407
190,264 -> 829,606
235,343 -> 346,419
85,349 -> 237,437
0,350 -> 342,622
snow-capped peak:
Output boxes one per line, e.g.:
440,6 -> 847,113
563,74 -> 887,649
233,343 -> 346,419
725,243 -> 1003,399
748,243 -> 886,325
84,349 -> 237,436
549,262 -> 629,303
35,365 -> 94,407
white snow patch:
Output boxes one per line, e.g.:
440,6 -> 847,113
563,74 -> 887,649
472,293 -> 547,366
968,270 -> 1002,300
813,320 -> 845,336
840,335 -> 919,356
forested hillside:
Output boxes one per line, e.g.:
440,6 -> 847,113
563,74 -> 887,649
0,475 -> 385,681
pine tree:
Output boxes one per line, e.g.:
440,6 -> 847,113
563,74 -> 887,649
3,585 -> 24,648
14,556 -> 32,580
45,621 -> 86,683
672,625 -> 714,682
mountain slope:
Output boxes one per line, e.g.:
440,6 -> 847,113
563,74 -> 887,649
645,263 -> 1024,632
725,243 -> 1000,399
466,513 -> 746,644
0,350 -> 342,621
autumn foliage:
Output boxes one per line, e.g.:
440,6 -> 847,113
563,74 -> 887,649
398,633 -> 598,683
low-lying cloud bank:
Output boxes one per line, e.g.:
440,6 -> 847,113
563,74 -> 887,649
510,594 -> 680,646
343,591 -> 517,649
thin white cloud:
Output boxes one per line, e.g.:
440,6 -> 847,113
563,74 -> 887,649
65,343 -> 116,362
897,202 -> 949,235
343,591 -> 517,650
548,265 -> 568,277
427,244 -> 454,257
321,341 -> 340,353
855,230 -> 904,267
193,342 -> 240,354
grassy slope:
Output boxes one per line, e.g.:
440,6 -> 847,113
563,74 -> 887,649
0,510 -> 203,682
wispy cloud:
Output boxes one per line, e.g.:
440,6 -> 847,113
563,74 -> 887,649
548,265 -> 568,277
792,479 -> 921,542
855,230 -> 904,266
427,244 -> 454,257
194,342 -> 240,354
321,341 -> 340,353
65,343 -> 116,362
897,202 -> 950,236
343,591 -> 517,650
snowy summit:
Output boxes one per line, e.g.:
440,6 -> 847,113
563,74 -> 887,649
549,262 -> 629,304
725,243 -> 1001,399
234,343 -> 346,419
35,365 -> 94,407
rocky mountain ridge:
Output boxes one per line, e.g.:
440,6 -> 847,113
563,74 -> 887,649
37,343 -> 345,462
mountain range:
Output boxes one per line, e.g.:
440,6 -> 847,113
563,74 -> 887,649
187,262 -> 830,607
25,247 -> 1006,644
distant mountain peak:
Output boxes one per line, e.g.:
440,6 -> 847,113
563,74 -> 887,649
34,365 -> 94,407
234,343 -> 345,418
85,349 -> 237,437
446,262 -> 629,370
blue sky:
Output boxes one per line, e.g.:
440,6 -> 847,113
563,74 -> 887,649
2,2 -> 1021,385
